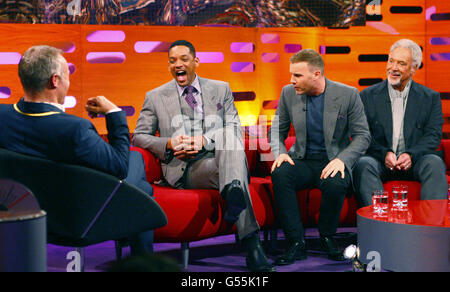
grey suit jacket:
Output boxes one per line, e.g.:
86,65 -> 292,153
270,78 -> 371,170
133,77 -> 243,186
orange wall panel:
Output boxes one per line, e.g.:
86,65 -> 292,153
0,0 -> 449,136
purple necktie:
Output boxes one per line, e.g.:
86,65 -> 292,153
184,86 -> 198,110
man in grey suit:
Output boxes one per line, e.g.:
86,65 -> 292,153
133,40 -> 275,272
353,39 -> 448,207
270,49 -> 370,265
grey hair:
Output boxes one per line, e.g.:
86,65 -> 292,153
390,39 -> 422,69
290,48 -> 324,74
18,45 -> 64,94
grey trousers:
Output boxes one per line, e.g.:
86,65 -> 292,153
184,147 -> 260,241
353,154 -> 448,207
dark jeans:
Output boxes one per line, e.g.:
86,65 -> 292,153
271,156 -> 350,242
125,151 -> 154,255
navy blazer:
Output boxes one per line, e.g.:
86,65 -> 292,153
0,99 -> 130,179
360,80 -> 443,164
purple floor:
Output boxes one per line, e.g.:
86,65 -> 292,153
47,227 -> 357,272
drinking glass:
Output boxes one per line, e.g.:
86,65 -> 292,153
372,190 -> 388,214
392,185 -> 408,210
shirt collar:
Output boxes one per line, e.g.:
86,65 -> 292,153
20,98 -> 65,112
388,79 -> 412,99
43,102 -> 65,112
176,75 -> 201,96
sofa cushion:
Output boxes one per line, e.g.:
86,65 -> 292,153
153,185 -> 223,242
153,178 -> 275,242
439,139 -> 450,171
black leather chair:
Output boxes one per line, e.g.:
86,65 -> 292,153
0,148 -> 167,271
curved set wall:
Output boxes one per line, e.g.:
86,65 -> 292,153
0,0 -> 449,137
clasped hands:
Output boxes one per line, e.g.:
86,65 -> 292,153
168,135 -> 205,161
271,153 -> 346,179
385,151 -> 412,171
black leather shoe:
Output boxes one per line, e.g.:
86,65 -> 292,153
243,233 -> 276,272
320,235 -> 345,261
275,240 -> 307,266
223,180 -> 247,224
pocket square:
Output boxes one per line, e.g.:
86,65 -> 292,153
338,114 -> 345,119
217,103 -> 223,111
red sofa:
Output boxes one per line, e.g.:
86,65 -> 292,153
131,138 -> 450,267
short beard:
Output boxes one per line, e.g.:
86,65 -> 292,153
387,73 -> 402,88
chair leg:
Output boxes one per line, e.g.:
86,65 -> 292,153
115,240 -> 122,261
75,247 -> 85,272
181,242 -> 189,270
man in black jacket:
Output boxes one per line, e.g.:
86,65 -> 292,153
353,39 -> 448,207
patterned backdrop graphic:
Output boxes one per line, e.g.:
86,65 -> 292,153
0,0 -> 366,27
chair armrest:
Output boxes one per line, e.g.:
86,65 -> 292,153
130,146 -> 162,183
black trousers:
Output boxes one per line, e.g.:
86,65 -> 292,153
271,155 -> 351,242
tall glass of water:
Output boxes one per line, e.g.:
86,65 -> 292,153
392,185 -> 408,210
372,190 -> 388,214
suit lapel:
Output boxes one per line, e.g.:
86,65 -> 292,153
199,77 -> 219,118
375,80 -> 393,148
294,93 -> 307,145
323,79 -> 340,149
161,80 -> 185,135
403,81 -> 421,143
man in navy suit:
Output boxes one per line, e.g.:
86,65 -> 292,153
0,45 -> 154,255
353,39 -> 448,207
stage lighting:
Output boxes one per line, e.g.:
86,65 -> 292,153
344,244 -> 366,272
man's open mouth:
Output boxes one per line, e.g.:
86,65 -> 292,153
176,70 -> 188,84
389,71 -> 401,78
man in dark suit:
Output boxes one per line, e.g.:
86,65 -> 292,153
133,40 -> 275,272
353,39 -> 448,207
0,45 -> 154,255
270,49 -> 370,265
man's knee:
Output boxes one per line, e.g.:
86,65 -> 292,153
128,150 -> 153,197
354,156 -> 378,173
271,162 -> 294,184
417,154 -> 446,172
320,173 -> 350,194
353,156 -> 381,185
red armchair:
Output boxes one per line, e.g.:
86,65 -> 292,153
130,141 -> 276,268
132,137 -> 450,268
